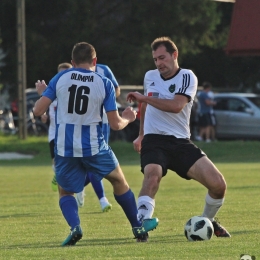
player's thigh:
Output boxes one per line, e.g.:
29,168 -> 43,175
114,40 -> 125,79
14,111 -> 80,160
105,164 -> 128,185
55,155 -> 86,193
187,156 -> 226,190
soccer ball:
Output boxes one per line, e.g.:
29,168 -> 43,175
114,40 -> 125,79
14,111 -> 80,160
184,216 -> 214,241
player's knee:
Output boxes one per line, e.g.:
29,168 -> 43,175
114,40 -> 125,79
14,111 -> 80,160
212,177 -> 227,197
144,164 -> 163,178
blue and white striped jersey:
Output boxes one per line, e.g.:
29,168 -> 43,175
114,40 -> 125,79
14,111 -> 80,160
96,64 -> 119,88
43,67 -> 117,157
143,68 -> 197,138
96,64 -> 119,126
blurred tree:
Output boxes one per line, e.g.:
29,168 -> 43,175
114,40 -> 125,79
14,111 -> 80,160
1,0 -> 259,97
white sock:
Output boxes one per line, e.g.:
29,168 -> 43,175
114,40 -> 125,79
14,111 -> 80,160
52,164 -> 55,173
202,193 -> 224,221
137,196 -> 155,221
100,197 -> 109,204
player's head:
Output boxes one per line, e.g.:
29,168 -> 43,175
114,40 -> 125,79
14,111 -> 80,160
151,37 -> 179,78
151,37 -> 178,55
71,42 -> 97,67
57,62 -> 72,72
202,81 -> 212,91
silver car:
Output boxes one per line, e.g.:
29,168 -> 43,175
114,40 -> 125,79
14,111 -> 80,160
214,93 -> 260,139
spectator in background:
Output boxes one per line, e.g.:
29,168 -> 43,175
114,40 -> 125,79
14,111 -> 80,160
190,95 -> 199,141
197,82 -> 216,143
207,86 -> 217,141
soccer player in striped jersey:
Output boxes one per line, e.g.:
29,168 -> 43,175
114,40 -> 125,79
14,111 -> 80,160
75,63 -> 121,211
127,37 -> 231,238
41,62 -> 113,212
33,42 -> 158,245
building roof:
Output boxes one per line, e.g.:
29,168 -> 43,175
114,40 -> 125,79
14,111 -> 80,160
225,0 -> 260,56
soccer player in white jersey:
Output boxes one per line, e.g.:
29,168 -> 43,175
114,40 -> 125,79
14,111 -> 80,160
127,37 -> 231,238
33,42 -> 158,245
41,63 -> 73,192
75,63 -> 121,211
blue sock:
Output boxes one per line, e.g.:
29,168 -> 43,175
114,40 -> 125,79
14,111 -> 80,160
114,189 -> 141,228
89,172 -> 105,200
59,196 -> 80,230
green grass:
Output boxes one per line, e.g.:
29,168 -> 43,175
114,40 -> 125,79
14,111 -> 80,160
0,134 -> 260,259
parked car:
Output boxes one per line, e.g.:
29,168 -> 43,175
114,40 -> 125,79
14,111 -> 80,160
214,93 -> 260,140
25,88 -> 41,108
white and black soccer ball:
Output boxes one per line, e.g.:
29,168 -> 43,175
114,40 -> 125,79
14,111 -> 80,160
184,216 -> 214,241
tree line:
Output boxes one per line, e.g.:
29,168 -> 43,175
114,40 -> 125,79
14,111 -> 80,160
1,0 -> 260,99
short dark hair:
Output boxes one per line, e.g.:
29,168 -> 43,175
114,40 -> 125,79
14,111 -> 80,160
72,42 -> 96,65
57,62 -> 72,72
151,37 -> 178,55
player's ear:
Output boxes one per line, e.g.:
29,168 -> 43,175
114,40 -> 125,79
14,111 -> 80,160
92,57 -> 97,66
71,60 -> 76,67
173,51 -> 178,60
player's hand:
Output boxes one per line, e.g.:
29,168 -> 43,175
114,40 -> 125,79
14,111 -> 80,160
41,113 -> 48,123
122,106 -> 137,123
127,92 -> 145,103
35,80 -> 47,96
133,135 -> 143,153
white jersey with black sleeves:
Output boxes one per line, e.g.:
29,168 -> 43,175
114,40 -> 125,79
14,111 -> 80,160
143,68 -> 197,138
42,67 -> 117,157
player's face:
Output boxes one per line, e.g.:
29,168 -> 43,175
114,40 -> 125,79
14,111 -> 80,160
152,45 -> 176,79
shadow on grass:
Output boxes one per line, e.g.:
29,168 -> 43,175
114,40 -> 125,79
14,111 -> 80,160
3,230 -> 258,249
0,213 -> 40,219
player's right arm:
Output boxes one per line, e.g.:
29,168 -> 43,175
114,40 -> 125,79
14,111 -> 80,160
33,97 -> 52,116
106,106 -> 136,131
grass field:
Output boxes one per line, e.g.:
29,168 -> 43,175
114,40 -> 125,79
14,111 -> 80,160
0,134 -> 260,259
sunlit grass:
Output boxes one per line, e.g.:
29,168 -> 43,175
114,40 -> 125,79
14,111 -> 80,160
0,135 -> 260,259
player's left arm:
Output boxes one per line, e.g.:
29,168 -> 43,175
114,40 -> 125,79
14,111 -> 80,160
127,71 -> 197,113
115,86 -> 120,97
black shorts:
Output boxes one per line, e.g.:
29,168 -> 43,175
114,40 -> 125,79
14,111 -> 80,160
141,134 -> 205,180
198,113 -> 211,127
49,139 -> 55,159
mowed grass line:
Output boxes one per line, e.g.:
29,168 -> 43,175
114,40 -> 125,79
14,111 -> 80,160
0,135 -> 260,259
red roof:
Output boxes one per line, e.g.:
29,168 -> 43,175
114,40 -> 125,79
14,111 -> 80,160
225,0 -> 260,56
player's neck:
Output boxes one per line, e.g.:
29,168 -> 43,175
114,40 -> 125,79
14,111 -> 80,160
76,63 -> 95,72
161,67 -> 180,80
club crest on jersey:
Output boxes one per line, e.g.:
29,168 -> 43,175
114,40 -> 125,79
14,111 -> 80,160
169,84 -> 176,93
148,92 -> 159,98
